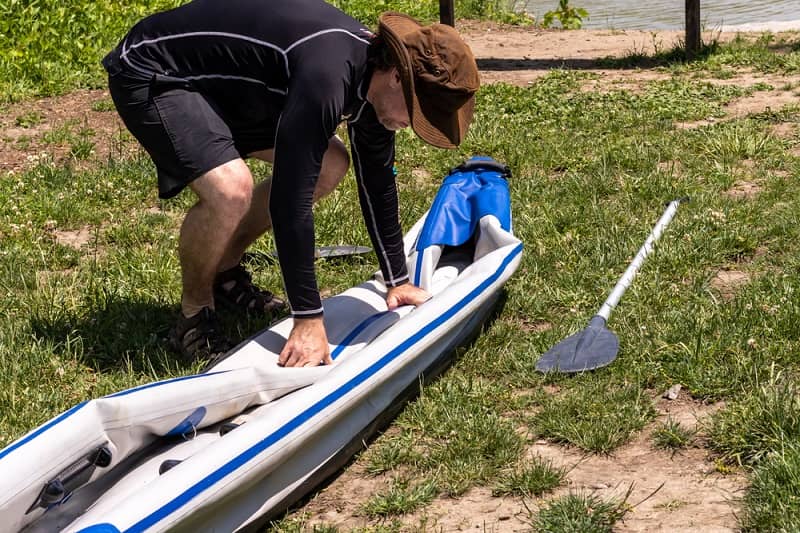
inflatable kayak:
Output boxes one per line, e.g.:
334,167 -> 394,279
0,157 -> 523,533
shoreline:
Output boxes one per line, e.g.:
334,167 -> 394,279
718,19 -> 800,32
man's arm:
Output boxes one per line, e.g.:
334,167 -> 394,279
347,103 -> 409,289
270,59 -> 346,367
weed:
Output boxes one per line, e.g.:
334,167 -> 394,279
530,491 -> 630,532
15,111 -> 44,128
91,98 -> 116,112
651,418 -> 695,451
493,456 -> 566,497
360,478 -> 438,517
42,120 -> 79,145
542,0 -> 588,30
655,499 -> 688,511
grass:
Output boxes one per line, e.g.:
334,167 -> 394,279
2,10 -> 800,532
651,418 -> 695,451
492,456 -> 567,497
0,0 -> 530,101
530,490 -> 631,532
531,380 -> 656,454
707,369 -> 800,466
360,478 -> 438,517
742,442 -> 800,532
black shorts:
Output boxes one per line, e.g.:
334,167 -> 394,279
108,73 -> 277,199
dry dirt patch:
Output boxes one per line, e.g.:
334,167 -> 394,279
297,395 -> 743,532
0,89 -> 132,174
710,269 -> 751,300
52,226 -> 94,250
460,25 -> 742,87
725,180 -> 763,200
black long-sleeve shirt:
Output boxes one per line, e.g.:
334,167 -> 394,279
105,0 -> 408,316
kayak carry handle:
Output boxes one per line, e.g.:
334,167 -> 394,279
159,459 -> 183,475
453,157 -> 512,180
26,444 -> 112,513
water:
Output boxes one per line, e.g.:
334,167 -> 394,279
523,0 -> 800,30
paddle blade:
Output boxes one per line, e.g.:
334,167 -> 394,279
535,316 -> 620,373
313,245 -> 371,259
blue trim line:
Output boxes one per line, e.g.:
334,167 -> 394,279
165,407 -> 207,437
0,372 -> 231,461
105,371 -> 229,399
414,250 -> 424,287
330,311 -> 391,360
0,401 -> 88,462
123,243 -> 522,532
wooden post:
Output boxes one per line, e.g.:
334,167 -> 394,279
440,0 -> 455,27
685,0 -> 701,59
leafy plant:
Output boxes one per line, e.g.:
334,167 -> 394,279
542,0 -> 588,30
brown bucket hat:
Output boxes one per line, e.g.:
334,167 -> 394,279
378,12 -> 480,149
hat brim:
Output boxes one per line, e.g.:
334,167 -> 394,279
379,12 -> 473,149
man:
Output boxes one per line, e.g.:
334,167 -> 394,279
103,0 -> 480,367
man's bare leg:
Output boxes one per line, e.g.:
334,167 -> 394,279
217,136 -> 350,272
179,158 -> 255,317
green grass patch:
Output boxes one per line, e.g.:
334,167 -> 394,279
531,491 -> 631,532
531,381 -> 656,454
0,0 -> 529,101
360,478 -> 438,517
651,418 -> 695,451
15,111 -> 45,128
493,456 -> 567,497
742,443 -> 800,532
364,375 -> 524,495
707,371 -> 800,466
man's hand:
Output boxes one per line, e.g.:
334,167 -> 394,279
386,283 -> 431,310
278,316 -> 333,367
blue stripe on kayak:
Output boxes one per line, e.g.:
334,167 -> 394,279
330,311 -> 391,361
1,372 -> 231,460
0,401 -> 88,462
123,242 -> 522,532
414,250 -> 423,287
105,371 -> 229,399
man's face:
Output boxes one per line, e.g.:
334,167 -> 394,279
371,68 -> 410,131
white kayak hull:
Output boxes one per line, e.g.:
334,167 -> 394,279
1,158 -> 522,533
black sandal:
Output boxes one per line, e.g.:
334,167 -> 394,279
168,307 -> 233,366
213,264 -> 285,316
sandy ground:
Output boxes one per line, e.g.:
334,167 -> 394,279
5,24 -> 800,531
298,393 -> 744,532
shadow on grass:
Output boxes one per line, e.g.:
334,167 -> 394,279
476,40 -> 721,72
28,298 -> 180,375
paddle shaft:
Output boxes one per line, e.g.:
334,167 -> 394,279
597,198 -> 686,321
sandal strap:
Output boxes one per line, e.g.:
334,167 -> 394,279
214,264 -> 285,315
170,308 -> 231,362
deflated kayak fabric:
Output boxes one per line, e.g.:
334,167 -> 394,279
0,156 -> 523,533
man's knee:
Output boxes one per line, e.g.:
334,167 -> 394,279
317,136 -> 350,199
192,159 -> 254,215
